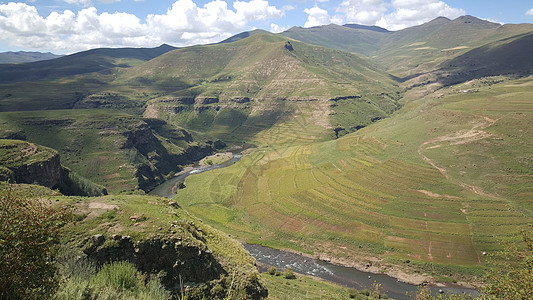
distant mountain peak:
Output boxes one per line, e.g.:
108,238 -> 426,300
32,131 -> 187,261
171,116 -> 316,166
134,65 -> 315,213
453,15 -> 500,28
427,16 -> 452,25
343,23 -> 390,33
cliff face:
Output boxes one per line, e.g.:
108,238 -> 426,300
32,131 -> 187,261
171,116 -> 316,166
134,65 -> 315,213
0,139 -> 107,196
67,195 -> 268,300
121,121 -> 216,192
0,140 -> 66,188
11,152 -> 66,188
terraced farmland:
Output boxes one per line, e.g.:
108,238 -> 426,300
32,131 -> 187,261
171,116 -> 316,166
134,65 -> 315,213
176,76 -> 532,278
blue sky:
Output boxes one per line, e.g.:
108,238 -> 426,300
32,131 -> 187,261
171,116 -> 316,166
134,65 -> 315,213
0,0 -> 532,53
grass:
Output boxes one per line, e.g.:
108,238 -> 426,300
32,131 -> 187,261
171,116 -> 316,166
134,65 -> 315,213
0,139 -> 57,168
175,75 -> 533,282
0,109 -> 213,193
261,272 -> 375,300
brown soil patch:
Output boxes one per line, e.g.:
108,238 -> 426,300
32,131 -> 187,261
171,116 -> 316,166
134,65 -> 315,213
416,189 -> 460,199
80,201 -> 119,220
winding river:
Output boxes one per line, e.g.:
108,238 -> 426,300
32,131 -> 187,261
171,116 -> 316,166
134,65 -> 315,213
150,149 -> 479,299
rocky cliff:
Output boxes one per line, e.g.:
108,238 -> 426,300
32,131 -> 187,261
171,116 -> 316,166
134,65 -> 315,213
0,139 -> 66,188
0,139 -> 106,196
66,195 -> 268,299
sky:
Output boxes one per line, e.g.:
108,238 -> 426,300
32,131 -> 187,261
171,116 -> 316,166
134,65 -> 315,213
0,0 -> 532,53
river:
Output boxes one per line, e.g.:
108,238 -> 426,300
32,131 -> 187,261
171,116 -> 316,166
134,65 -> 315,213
243,243 -> 479,300
150,148 -> 479,299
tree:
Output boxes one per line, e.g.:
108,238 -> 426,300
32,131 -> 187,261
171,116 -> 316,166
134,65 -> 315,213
0,185 -> 70,299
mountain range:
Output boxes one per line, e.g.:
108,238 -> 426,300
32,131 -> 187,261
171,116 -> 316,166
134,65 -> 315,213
0,14 -> 532,297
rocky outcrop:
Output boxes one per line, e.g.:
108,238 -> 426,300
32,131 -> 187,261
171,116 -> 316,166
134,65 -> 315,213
79,211 -> 268,300
84,235 -> 224,288
0,139 -> 107,196
10,152 -> 66,188
121,121 -> 216,192
83,235 -> 268,300
0,140 -> 66,188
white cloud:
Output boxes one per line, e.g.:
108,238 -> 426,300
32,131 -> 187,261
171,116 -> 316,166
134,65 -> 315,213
270,23 -> 288,33
328,0 -> 465,30
0,0 -> 284,52
527,8 -> 533,16
376,0 -> 464,30
304,5 -> 331,27
335,0 -> 387,25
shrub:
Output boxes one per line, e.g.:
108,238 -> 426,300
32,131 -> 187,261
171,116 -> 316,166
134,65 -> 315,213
92,261 -> 140,292
284,267 -> 296,279
267,266 -> 278,275
53,260 -> 170,300
0,184 -> 71,299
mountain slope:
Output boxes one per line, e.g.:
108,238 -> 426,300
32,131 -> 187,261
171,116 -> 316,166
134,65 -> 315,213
174,74 -> 533,283
436,32 -> 533,85
281,24 -> 388,56
0,51 -> 62,64
0,44 -> 176,84
122,31 -> 399,143
0,110 -> 219,193
279,16 -> 533,79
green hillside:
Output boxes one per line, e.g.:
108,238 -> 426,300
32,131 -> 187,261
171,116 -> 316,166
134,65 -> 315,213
281,24 -> 388,56
121,31 -> 399,143
175,75 -> 532,283
0,110 -> 218,193
0,44 -> 175,84
435,32 -> 533,85
280,16 -> 533,79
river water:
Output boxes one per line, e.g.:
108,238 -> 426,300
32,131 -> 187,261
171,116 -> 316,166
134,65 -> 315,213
243,243 -> 479,300
150,149 -> 479,299
148,153 -> 243,198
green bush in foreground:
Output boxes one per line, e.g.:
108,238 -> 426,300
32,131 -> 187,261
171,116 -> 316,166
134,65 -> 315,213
54,260 -> 170,300
0,185 -> 71,299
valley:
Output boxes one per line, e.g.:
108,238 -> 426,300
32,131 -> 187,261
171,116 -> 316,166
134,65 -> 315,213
0,14 -> 532,299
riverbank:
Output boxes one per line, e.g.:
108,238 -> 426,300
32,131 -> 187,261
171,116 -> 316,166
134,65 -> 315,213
244,243 -> 480,300
249,243 -> 479,290
199,152 -> 233,166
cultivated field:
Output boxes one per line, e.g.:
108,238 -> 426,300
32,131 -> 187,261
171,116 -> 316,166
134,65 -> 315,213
176,76 -> 533,279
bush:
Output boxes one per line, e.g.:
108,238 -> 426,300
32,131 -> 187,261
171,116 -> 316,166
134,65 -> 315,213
0,185 -> 71,299
92,261 -> 140,291
53,260 -> 170,300
267,266 -> 278,275
284,267 -> 296,279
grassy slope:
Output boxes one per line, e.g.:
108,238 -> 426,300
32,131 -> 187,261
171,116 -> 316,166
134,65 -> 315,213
126,31 -> 399,144
0,139 -> 57,169
175,75 -> 532,282
0,109 -> 209,193
0,110 -> 139,192
280,16 -> 533,81
376,17 -> 533,78
281,24 -> 388,56
0,44 -> 176,84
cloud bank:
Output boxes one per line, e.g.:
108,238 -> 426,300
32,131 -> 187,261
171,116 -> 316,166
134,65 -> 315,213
0,0 -> 468,52
304,0 -> 465,30
0,0 -> 284,52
